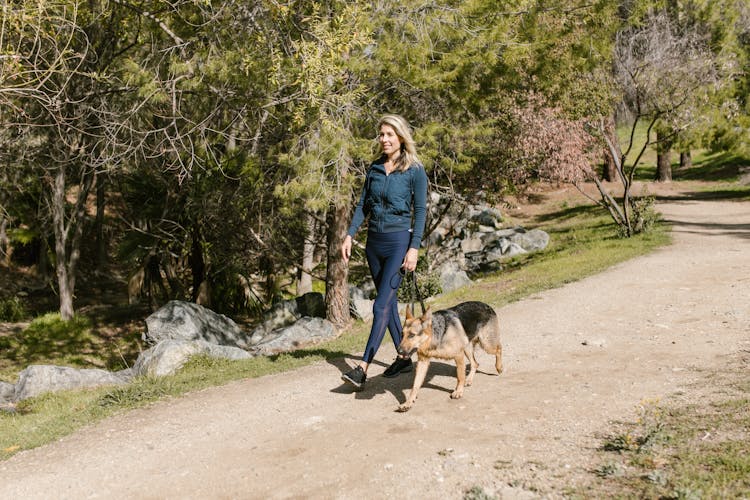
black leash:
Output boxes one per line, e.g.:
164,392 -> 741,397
401,269 -> 426,316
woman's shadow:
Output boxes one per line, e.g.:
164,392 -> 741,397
329,356 -> 459,406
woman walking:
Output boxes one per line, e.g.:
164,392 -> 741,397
341,114 -> 428,388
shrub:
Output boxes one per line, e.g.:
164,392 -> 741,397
0,297 -> 27,322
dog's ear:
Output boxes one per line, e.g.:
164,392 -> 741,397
421,306 -> 432,322
405,305 -> 413,320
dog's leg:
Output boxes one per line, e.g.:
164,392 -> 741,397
494,344 -> 503,374
465,341 -> 478,386
397,358 -> 431,412
451,355 -> 466,399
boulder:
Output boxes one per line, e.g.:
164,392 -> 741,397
14,365 -> 128,401
262,299 -> 300,330
471,207 -> 503,227
510,228 -> 550,253
295,292 -> 326,318
0,381 -> 15,403
350,298 -> 374,321
438,262 -> 472,293
133,339 -> 252,378
143,300 -> 250,349
250,317 -> 337,356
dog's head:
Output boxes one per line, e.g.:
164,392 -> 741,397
397,306 -> 432,356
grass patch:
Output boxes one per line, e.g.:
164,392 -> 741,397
444,205 -> 670,308
0,313 -> 139,381
579,367 -> 750,499
677,151 -> 750,182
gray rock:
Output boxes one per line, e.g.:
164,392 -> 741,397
143,300 -> 250,349
133,340 -> 203,377
460,235 -> 484,253
133,339 -> 252,378
351,298 -> 374,322
262,299 -> 300,330
250,317 -> 337,356
438,262 -> 472,292
510,228 -> 550,253
15,365 -> 128,401
295,292 -> 325,318
471,207 -> 503,228
501,241 -> 528,258
0,381 -> 15,403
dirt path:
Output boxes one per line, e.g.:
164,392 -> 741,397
1,192 -> 749,499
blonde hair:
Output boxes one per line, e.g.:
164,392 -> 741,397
377,114 -> 420,172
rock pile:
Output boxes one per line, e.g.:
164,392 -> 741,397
424,192 -> 550,292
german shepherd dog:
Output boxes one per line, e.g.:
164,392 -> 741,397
395,301 -> 502,412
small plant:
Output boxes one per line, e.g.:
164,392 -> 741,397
0,297 -> 27,322
602,432 -> 639,452
98,377 -> 172,408
593,461 -> 624,478
464,485 -> 498,500
631,195 -> 658,234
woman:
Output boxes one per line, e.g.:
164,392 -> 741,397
341,114 -> 428,388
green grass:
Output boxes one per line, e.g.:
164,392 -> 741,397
0,313 -> 139,381
580,372 -> 750,499
445,205 -> 669,309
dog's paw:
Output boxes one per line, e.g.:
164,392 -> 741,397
450,390 -> 463,399
396,403 -> 412,412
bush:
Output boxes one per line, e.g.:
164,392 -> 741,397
0,297 -> 27,321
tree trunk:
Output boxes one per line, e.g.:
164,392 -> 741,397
297,212 -> 317,295
0,215 -> 8,266
655,131 -> 672,182
680,151 -> 692,169
50,164 -> 94,320
51,166 -> 75,320
189,225 -> 205,302
602,115 -> 621,182
95,172 -> 107,272
325,203 -> 350,329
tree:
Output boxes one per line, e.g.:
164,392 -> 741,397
0,0 -> 233,318
588,9 -> 724,235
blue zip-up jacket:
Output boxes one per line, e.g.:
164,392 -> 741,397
347,161 -> 428,249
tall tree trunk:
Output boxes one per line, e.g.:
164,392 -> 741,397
51,166 -> 75,320
50,164 -> 94,320
0,215 -> 8,267
325,203 -> 350,329
297,212 -> 317,295
602,115 -> 621,182
189,225 -> 205,302
680,151 -> 692,169
95,172 -> 107,272
655,131 -> 673,182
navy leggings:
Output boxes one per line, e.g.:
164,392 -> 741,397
362,230 -> 411,364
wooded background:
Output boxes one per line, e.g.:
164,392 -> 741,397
1,0 -> 748,324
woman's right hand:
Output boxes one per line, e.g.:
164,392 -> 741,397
341,235 -> 352,263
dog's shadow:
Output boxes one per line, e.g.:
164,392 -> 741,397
329,357 -> 474,404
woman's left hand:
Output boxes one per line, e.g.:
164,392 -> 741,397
401,248 -> 419,272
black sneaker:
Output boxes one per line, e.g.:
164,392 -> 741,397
341,366 -> 366,388
382,357 -> 412,378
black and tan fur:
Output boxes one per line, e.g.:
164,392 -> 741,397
396,301 -> 502,412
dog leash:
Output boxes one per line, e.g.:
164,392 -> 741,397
404,270 -> 426,316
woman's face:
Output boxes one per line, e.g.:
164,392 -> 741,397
379,124 -> 402,157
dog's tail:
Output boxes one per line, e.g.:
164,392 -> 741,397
478,312 -> 503,375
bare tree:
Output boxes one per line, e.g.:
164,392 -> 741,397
588,10 -> 723,235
